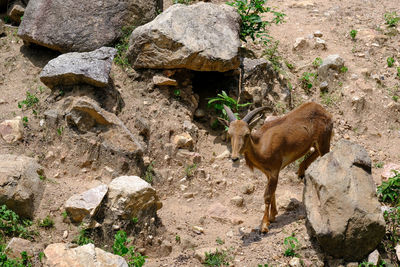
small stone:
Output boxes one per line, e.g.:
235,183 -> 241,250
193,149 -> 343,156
241,184 -> 255,194
173,133 -> 194,150
63,230 -> 68,239
226,230 -> 234,237
0,117 -> 23,143
192,225 -> 204,234
153,75 -> 178,86
367,250 -> 380,266
230,196 -> 244,207
319,81 -> 329,91
351,74 -> 358,80
180,184 -> 187,191
7,2 -> 25,24
293,37 -> 309,51
314,37 -> 327,50
183,192 -> 194,199
289,257 -> 302,267
0,99 -> 6,104
194,109 -> 206,119
216,150 -> 230,159
314,30 -> 323,37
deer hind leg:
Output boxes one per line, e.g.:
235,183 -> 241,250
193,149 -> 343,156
261,173 -> 278,233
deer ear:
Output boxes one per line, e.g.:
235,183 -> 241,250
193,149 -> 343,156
217,117 -> 230,127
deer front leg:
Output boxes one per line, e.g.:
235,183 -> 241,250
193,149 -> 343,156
261,174 -> 278,233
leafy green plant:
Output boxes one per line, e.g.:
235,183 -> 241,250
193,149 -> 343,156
263,40 -> 282,71
38,251 -> 44,262
0,205 -> 34,239
227,0 -> 285,43
61,211 -> 68,220
175,235 -> 181,243
173,89 -> 181,99
387,57 -> 395,67
312,57 -> 323,67
57,127 -> 64,136
384,11 -> 400,27
283,233 -> 300,257
131,217 -> 138,224
143,161 -> 155,184
73,228 -> 94,246
22,116 -> 28,127
114,26 -> 135,67
216,237 -> 225,245
301,72 -> 317,92
377,170 -> 400,204
172,0 -> 192,4
393,95 -> 399,102
340,66 -> 348,73
204,249 -> 231,266
207,91 -> 252,126
113,230 -> 147,267
374,162 -> 384,168
18,91 -> 39,111
350,29 -> 358,40
185,163 -> 197,178
38,216 -> 54,228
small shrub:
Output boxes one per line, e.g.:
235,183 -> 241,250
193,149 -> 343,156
340,66 -> 348,73
384,11 -> 400,27
350,29 -> 358,40
301,72 -> 317,92
22,116 -> 28,127
73,228 -> 94,246
173,89 -> 181,99
377,170 -> 400,205
283,233 -> 300,257
374,162 -> 384,168
185,163 -> 197,178
387,57 -> 395,67
0,205 -> 34,239
113,230 -> 147,267
61,211 -> 68,220
393,95 -> 399,102
38,216 -> 54,228
175,235 -> 181,243
57,127 -> 64,136
227,0 -> 285,42
216,237 -> 224,245
312,57 -> 323,68
263,40 -> 282,71
18,91 -> 39,111
114,26 -> 135,67
204,249 -> 231,266
131,217 -> 138,224
143,161 -> 155,184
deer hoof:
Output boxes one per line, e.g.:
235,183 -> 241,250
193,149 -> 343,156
261,223 -> 269,233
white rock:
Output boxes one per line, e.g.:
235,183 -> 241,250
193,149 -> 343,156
230,196 -> 244,207
0,117 -> 23,143
367,249 -> 380,266
289,257 -> 302,267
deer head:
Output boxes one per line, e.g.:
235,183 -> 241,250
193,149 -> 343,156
223,105 -> 267,162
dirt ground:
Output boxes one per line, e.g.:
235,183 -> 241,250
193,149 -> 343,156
1,0 -> 400,266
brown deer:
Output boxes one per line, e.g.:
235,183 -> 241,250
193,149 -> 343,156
223,102 -> 333,233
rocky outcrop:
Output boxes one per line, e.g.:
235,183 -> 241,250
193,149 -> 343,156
6,238 -> 34,259
0,154 -> 44,218
65,184 -> 108,223
106,176 -> 162,222
127,2 -> 241,72
40,47 -> 117,89
303,140 -> 386,261
44,243 -> 128,267
18,0 -> 161,52
0,117 -> 23,143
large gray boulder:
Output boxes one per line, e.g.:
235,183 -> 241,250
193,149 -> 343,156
0,154 -> 44,218
107,176 -> 162,221
18,0 -> 161,52
127,2 -> 241,72
303,140 -> 385,261
44,243 -> 128,267
65,184 -> 108,223
40,47 -> 117,89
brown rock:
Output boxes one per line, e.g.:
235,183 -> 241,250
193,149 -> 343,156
7,2 -> 25,24
153,75 -> 178,86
